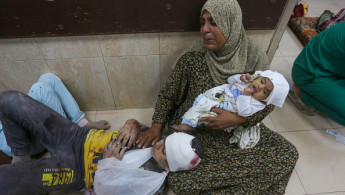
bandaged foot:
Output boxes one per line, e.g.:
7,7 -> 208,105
172,124 -> 195,131
85,120 -> 111,130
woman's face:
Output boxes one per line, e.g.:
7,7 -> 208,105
200,10 -> 227,51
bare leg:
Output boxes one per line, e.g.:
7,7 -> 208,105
85,120 -> 111,130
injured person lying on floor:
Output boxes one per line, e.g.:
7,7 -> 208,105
0,91 -> 204,195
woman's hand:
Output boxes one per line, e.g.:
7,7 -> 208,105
136,124 -> 162,148
199,107 -> 247,130
103,139 -> 126,160
116,119 -> 140,149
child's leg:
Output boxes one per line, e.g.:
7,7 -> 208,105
28,81 -> 68,155
0,79 -> 63,157
37,73 -> 110,130
0,91 -> 84,157
36,73 -> 83,123
28,81 -> 67,118
0,124 -> 11,157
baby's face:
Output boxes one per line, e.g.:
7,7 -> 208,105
248,76 -> 273,101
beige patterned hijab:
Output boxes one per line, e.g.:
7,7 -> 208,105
186,0 -> 269,85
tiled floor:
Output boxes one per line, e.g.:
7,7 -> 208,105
50,0 -> 345,194
270,0 -> 345,194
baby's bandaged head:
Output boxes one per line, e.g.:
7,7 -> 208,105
260,70 -> 289,108
165,132 -> 203,172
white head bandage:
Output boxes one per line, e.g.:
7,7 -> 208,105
165,132 -> 201,172
260,70 -> 289,108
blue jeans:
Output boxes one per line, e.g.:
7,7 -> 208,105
0,73 -> 85,156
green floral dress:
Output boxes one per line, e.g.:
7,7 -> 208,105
153,52 -> 298,194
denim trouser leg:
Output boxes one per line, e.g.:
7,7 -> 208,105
0,123 -> 11,156
0,73 -> 86,156
33,73 -> 85,123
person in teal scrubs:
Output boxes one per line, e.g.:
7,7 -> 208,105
291,21 -> 345,126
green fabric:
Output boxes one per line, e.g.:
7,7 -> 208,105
184,0 -> 269,85
292,66 -> 345,126
293,21 -> 345,77
292,21 -> 345,125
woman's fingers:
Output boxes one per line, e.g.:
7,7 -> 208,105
136,132 -> 148,147
142,138 -> 152,148
136,127 -> 161,148
151,137 -> 160,146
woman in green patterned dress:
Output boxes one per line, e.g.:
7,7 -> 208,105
136,0 -> 298,194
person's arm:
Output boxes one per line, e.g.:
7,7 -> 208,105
200,107 -> 247,130
136,53 -> 191,148
116,119 -> 142,148
200,104 -> 274,130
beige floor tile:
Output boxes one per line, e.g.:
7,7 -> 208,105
280,130 -> 345,194
270,56 -> 293,88
325,116 -> 345,129
95,108 -> 154,131
84,111 -> 97,122
285,170 -> 306,195
332,0 -> 345,8
317,192 -> 345,195
283,56 -> 298,67
270,98 -> 332,132
273,48 -> 283,57
278,28 -> 304,57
